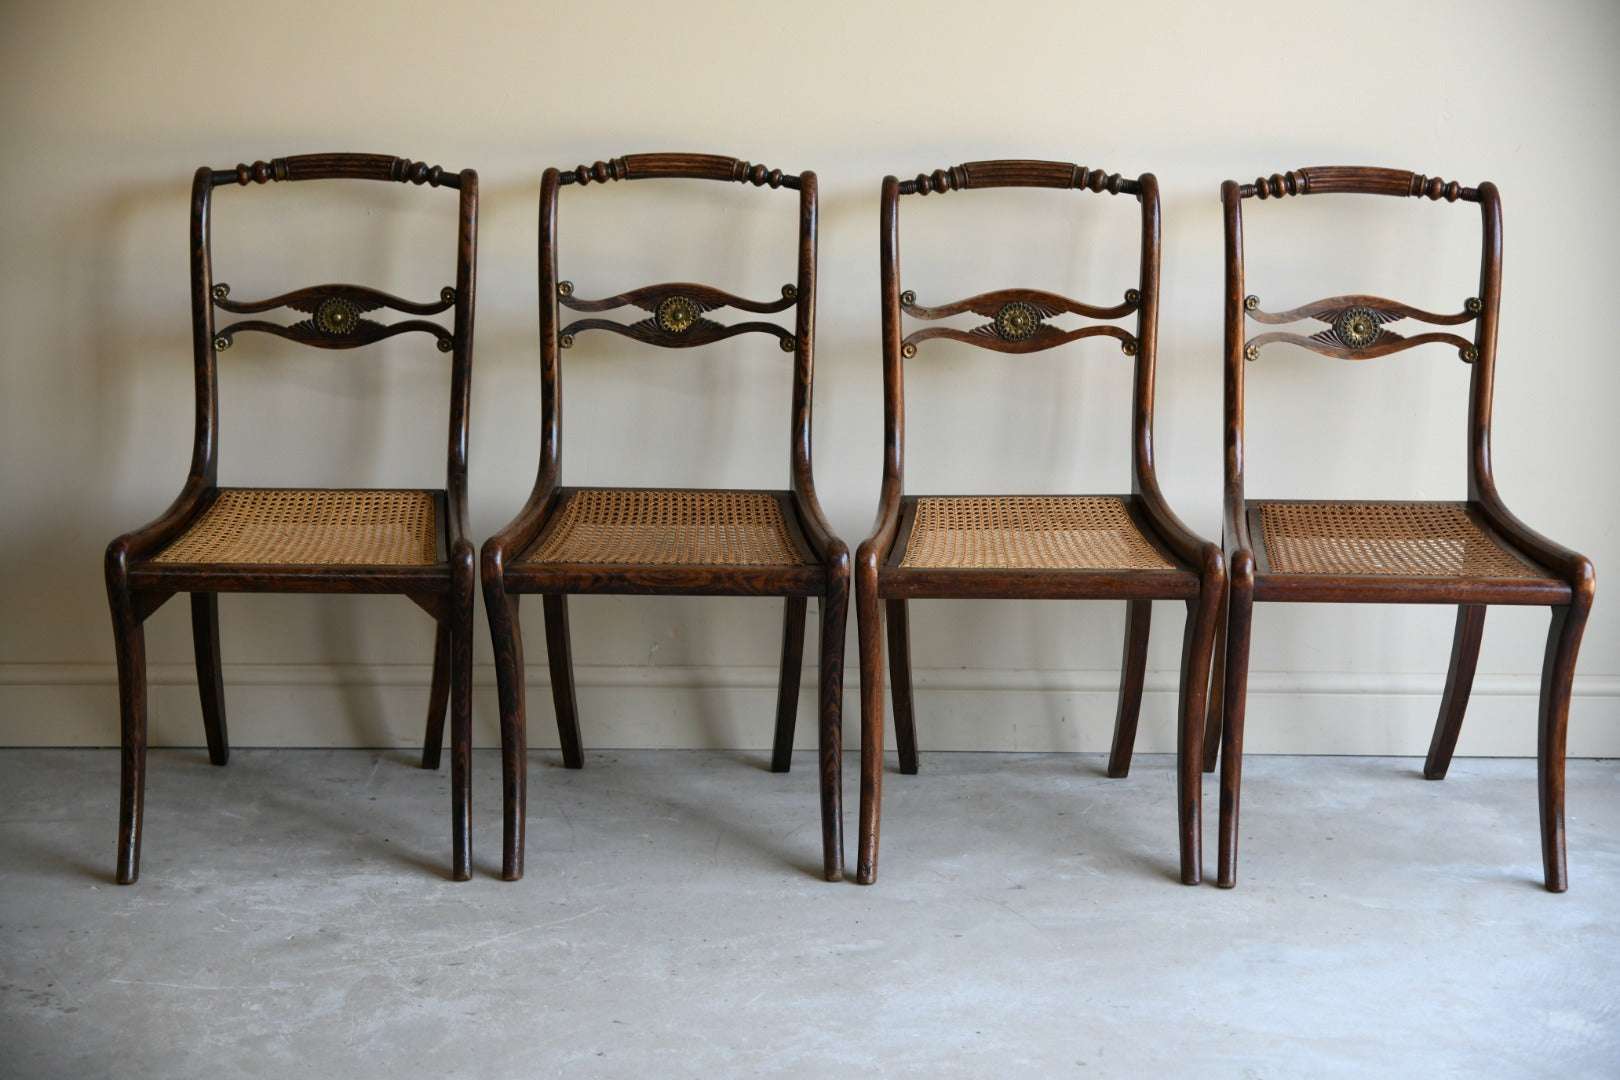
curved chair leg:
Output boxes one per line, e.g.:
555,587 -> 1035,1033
771,597 -> 807,773
450,558 -> 475,883
818,580 -> 849,882
421,617 -> 452,771
885,599 -> 918,775
543,594 -> 583,770
1537,598 -> 1590,893
112,594 -> 149,885
1107,599 -> 1152,778
1175,587 -> 1221,886
1203,603 -> 1227,774
1217,568 -> 1254,889
855,567 -> 885,885
1423,604 -> 1486,781
485,581 -> 528,882
190,593 -> 229,767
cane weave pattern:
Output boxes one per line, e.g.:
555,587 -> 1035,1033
899,496 -> 1175,570
152,489 -> 439,566
526,489 -> 808,567
1258,502 -> 1544,578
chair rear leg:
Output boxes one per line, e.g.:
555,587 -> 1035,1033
190,593 -> 229,767
112,596 -> 149,885
1204,605 -> 1227,774
771,597 -> 807,773
485,584 -> 528,882
1107,599 -> 1152,778
818,582 -> 848,882
544,594 -> 583,770
1537,598 -> 1590,893
1217,574 -> 1254,889
1423,604 -> 1486,780
421,617 -> 452,771
885,599 -> 918,775
855,570 -> 884,884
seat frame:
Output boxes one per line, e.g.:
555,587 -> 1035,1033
104,153 -> 478,883
855,160 -> 1225,886
480,153 -> 850,883
1208,166 -> 1595,891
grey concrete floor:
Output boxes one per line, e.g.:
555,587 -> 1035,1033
2,748 -> 1618,1078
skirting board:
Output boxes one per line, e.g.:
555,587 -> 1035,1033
2,663 -> 1617,757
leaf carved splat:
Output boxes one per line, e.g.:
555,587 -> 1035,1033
1243,293 -> 1481,362
557,281 -> 798,351
211,283 -> 456,352
900,286 -> 1141,357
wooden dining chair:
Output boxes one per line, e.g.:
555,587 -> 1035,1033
855,161 -> 1225,885
1209,166 -> 1595,891
480,153 -> 849,883
104,153 -> 478,883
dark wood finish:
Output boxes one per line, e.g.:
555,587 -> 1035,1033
771,598 -> 808,774
1212,166 -> 1595,891
480,153 -> 849,882
855,161 -> 1225,886
1107,599 -> 1151,778
103,153 -> 478,883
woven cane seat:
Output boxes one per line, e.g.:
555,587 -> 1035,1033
525,489 -> 810,567
152,488 -> 440,566
1257,501 -> 1546,579
898,496 -> 1175,571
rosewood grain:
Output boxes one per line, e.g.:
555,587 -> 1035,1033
103,152 -> 478,884
855,160 -> 1225,887
1209,165 -> 1595,891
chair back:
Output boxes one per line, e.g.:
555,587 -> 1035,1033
1222,166 -> 1501,506
189,153 -> 478,496
878,160 -> 1163,497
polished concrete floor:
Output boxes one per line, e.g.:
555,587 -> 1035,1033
2,748 -> 1618,1077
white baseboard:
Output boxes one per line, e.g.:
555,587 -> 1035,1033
2,662 -> 1616,756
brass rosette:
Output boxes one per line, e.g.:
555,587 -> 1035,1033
315,297 -> 360,336
1333,306 -> 1382,349
994,301 -> 1040,342
656,295 -> 701,335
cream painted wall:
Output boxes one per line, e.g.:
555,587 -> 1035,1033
2,0 -> 1616,756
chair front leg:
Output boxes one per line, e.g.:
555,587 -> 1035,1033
771,597 -> 808,773
450,556 -> 475,882
885,599 -> 918,775
1176,584 -> 1222,886
854,565 -> 885,885
1537,596 -> 1590,893
112,592 -> 149,885
1217,559 -> 1255,889
484,579 -> 528,882
1203,604 -> 1227,774
421,617 -> 452,771
818,580 -> 848,882
1423,604 -> 1487,781
1107,599 -> 1152,779
543,595 -> 583,770
190,593 -> 230,767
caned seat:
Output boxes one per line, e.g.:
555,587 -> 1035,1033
898,496 -> 1176,571
1253,501 -> 1547,581
1210,166 -> 1595,892
104,154 -> 479,884
151,489 -> 441,567
481,154 -> 849,883
855,161 -> 1224,887
524,489 -> 812,568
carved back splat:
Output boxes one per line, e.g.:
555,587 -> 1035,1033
550,153 -> 804,353
1234,167 -> 1486,364
892,161 -> 1147,358
205,154 -> 466,355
